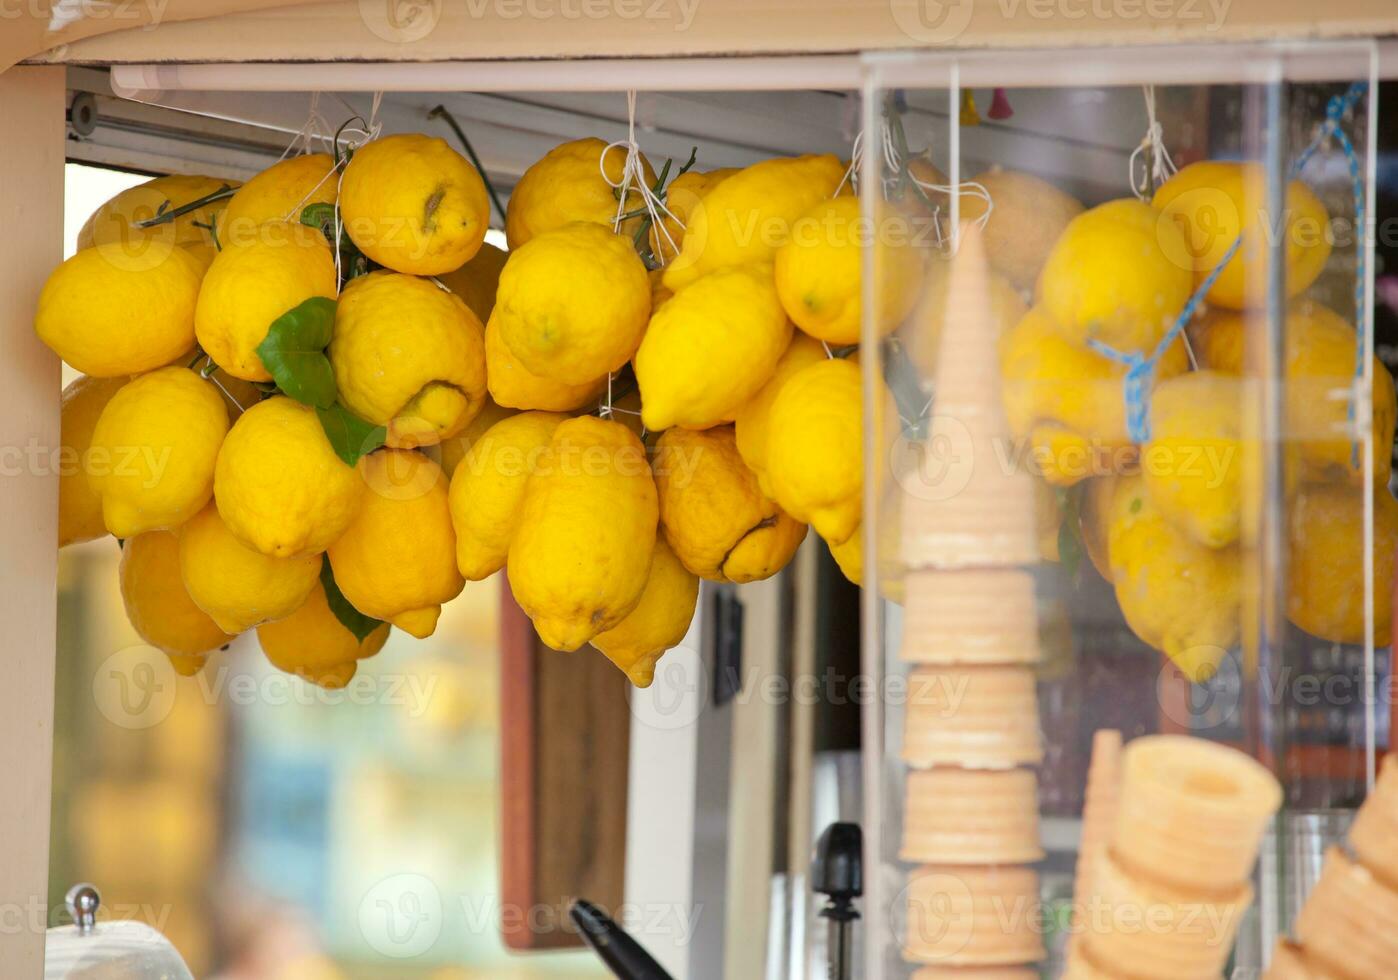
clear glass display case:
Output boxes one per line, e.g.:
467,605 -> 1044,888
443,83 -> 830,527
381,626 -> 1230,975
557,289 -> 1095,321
859,42 -> 1383,979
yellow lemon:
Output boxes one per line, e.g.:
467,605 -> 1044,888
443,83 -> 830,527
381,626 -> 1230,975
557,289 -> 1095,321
121,528 -> 236,659
663,153 -> 846,290
593,539 -> 699,688
765,357 -> 862,546
437,397 -> 517,478
773,196 -> 924,346
999,305 -> 1189,486
330,270 -> 488,448
653,425 -> 806,583
448,411 -> 568,581
959,168 -> 1084,291
195,220 -> 338,381
650,167 -> 737,261
1141,371 -> 1245,549
733,333 -> 828,497
88,367 -> 229,537
214,397 -> 364,558
220,153 -> 339,245
327,449 -> 464,638
1039,198 -> 1194,355
484,311 -> 606,412
828,525 -> 863,587
438,241 -> 510,325
1192,303 -> 1396,487
340,133 -> 489,275
906,251 -> 1027,380
59,375 -> 127,547
507,417 -> 658,651
1153,160 -> 1331,311
179,503 -> 322,634
77,173 -> 235,271
257,579 -> 390,688
1077,474 -> 1117,582
1107,474 -> 1239,682
1288,482 -> 1397,647
505,137 -> 656,249
36,245 -> 204,377
636,264 -> 793,431
494,222 -> 651,384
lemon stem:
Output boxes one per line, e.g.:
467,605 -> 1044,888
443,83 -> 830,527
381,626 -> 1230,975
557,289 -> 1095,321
133,185 -> 237,229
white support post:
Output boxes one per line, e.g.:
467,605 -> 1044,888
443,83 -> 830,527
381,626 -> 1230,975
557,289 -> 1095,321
0,65 -> 64,978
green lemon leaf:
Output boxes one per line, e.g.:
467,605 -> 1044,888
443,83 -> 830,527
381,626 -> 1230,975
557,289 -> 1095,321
256,297 -> 338,408
315,402 -> 386,467
299,202 -> 336,230
320,560 -> 384,643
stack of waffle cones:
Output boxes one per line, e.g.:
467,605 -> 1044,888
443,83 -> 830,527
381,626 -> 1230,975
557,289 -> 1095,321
1067,735 -> 1281,979
1265,754 -> 1398,978
897,226 -> 1045,973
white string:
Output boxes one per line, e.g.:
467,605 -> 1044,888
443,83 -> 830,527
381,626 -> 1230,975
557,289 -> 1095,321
327,93 -> 386,283
1129,85 -> 1178,200
279,92 -> 337,161
600,91 -> 684,261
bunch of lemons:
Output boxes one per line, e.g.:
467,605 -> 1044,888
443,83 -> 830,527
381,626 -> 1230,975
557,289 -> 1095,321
990,160 -> 1395,681
41,132 -> 915,691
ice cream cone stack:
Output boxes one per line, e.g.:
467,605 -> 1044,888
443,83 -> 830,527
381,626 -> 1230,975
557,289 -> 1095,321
1067,730 -> 1122,956
1068,735 -> 1280,979
1266,753 -> 1398,978
903,864 -> 1046,966
900,569 -> 1042,666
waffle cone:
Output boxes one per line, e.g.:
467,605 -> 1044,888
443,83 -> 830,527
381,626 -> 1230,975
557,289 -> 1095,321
1112,735 -> 1281,893
1071,730 -> 1123,949
902,864 -> 1045,966
901,767 -> 1043,865
902,666 -> 1043,768
1061,943 -> 1127,980
900,569 -> 1041,665
1347,753 -> 1398,889
1294,847 -> 1398,979
1262,942 -> 1342,979
912,968 -> 1039,980
1079,851 -> 1250,980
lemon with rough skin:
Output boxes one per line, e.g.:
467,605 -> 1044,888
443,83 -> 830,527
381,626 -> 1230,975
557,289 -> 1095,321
637,264 -> 793,431
220,153 -> 338,245
827,525 -> 863,587
1193,303 -> 1396,487
257,579 -> 390,688
36,245 -> 204,377
214,397 -> 364,558
328,449 -> 464,639
999,305 -> 1189,486
1288,482 -> 1398,647
121,529 -> 236,661
733,333 -> 827,497
484,311 -> 606,412
88,367 -> 229,537
959,168 -> 1084,291
663,153 -> 846,290
907,252 -> 1027,380
59,375 -> 127,547
195,220 -> 337,381
593,539 -> 699,688
774,196 -> 924,346
650,167 -> 737,261
765,357 -> 863,546
330,271 -> 488,448
340,133 -> 489,275
438,241 -> 509,325
448,411 -> 568,581
1079,474 -> 1117,582
507,417 -> 658,652
1107,474 -> 1239,682
505,137 -> 656,249
1153,160 -> 1331,311
78,173 -> 235,271
437,397 -> 517,478
1039,198 -> 1194,355
179,503 -> 322,634
1141,371 -> 1245,549
494,222 -> 651,384
654,425 -> 806,583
